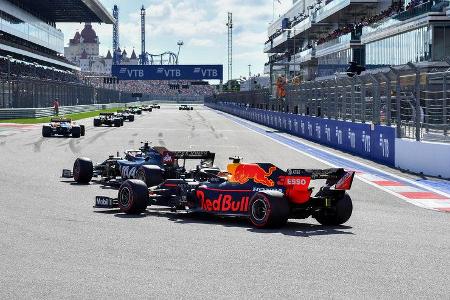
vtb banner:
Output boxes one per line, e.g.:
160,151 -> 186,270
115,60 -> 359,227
111,65 -> 223,81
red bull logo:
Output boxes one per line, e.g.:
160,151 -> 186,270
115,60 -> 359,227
196,190 -> 249,212
229,164 -> 277,187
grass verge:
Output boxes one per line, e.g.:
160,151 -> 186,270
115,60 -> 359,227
0,107 -> 123,124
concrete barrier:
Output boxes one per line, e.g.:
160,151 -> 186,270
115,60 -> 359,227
395,139 -> 450,178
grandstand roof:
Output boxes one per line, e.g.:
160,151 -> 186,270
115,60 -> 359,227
6,0 -> 114,24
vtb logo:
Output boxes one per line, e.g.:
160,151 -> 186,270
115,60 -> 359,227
193,68 -> 218,77
123,69 -> 144,78
157,68 -> 181,77
229,164 -> 277,187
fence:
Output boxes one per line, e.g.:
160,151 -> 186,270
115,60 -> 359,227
208,63 -> 450,143
0,76 -> 205,110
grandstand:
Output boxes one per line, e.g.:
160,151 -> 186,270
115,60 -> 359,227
265,0 -> 450,81
0,0 -> 113,81
83,74 -> 216,97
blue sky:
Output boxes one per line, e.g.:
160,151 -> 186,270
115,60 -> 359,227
57,0 -> 291,80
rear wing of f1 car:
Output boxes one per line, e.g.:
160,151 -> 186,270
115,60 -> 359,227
162,151 -> 216,167
286,168 -> 355,190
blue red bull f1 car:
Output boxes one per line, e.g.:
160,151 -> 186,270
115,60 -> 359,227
95,157 -> 356,228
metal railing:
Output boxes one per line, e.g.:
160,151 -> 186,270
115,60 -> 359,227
0,76 -> 205,111
207,63 -> 450,143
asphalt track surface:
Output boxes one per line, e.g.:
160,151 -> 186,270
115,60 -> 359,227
0,105 -> 449,299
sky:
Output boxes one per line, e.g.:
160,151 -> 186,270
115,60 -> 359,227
57,0 -> 292,80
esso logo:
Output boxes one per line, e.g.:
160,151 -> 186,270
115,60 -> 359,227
287,178 -> 307,185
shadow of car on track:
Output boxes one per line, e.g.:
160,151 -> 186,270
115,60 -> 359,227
97,207 -> 354,237
60,180 -> 120,190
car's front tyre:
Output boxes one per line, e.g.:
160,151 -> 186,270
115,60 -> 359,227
73,157 -> 94,183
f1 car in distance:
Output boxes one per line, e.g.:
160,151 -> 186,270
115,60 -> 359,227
42,118 -> 85,138
93,113 -> 123,127
179,105 -> 193,110
151,103 -> 161,109
128,106 -> 142,115
65,142 -> 217,188
95,157 -> 356,228
140,105 -> 153,112
116,110 -> 135,122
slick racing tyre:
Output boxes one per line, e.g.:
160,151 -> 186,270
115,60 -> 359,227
72,126 -> 81,138
42,125 -> 52,137
80,125 -> 86,136
136,165 -> 163,187
120,119 -> 124,126
114,119 -> 121,127
249,191 -> 289,228
93,118 -> 101,127
314,193 -> 353,226
73,157 -> 94,183
128,115 -> 135,122
118,179 -> 149,214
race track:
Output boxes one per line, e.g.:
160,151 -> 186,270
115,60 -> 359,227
0,105 -> 449,299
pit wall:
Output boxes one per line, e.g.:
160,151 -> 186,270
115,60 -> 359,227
395,139 -> 450,178
206,103 -> 396,167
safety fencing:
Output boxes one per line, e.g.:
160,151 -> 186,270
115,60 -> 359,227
0,76 -> 204,110
210,63 -> 450,143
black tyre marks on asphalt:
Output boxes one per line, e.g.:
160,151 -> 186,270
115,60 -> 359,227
195,110 -> 223,139
157,132 -> 166,146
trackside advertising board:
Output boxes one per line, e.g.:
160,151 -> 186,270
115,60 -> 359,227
207,103 -> 396,166
112,65 -> 223,81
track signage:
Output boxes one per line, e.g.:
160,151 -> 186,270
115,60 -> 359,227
111,65 -> 223,80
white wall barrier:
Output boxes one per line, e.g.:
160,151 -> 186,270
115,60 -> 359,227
395,139 -> 450,178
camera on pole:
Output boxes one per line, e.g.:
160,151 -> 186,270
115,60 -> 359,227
346,61 -> 366,77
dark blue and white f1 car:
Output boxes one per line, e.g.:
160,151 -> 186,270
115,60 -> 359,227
64,142 -> 217,187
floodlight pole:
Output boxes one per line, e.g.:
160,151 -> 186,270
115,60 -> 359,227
227,12 -> 233,90
176,41 -> 184,64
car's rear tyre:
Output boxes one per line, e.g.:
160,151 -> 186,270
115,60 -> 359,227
249,191 -> 289,228
93,118 -> 101,127
80,125 -> 85,136
114,119 -> 121,127
118,179 -> 149,214
72,126 -> 81,138
73,157 -> 94,183
190,107 -> 193,110
314,193 -> 353,226
129,115 -> 135,122
136,165 -> 163,187
120,119 -> 124,126
42,125 -> 52,137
